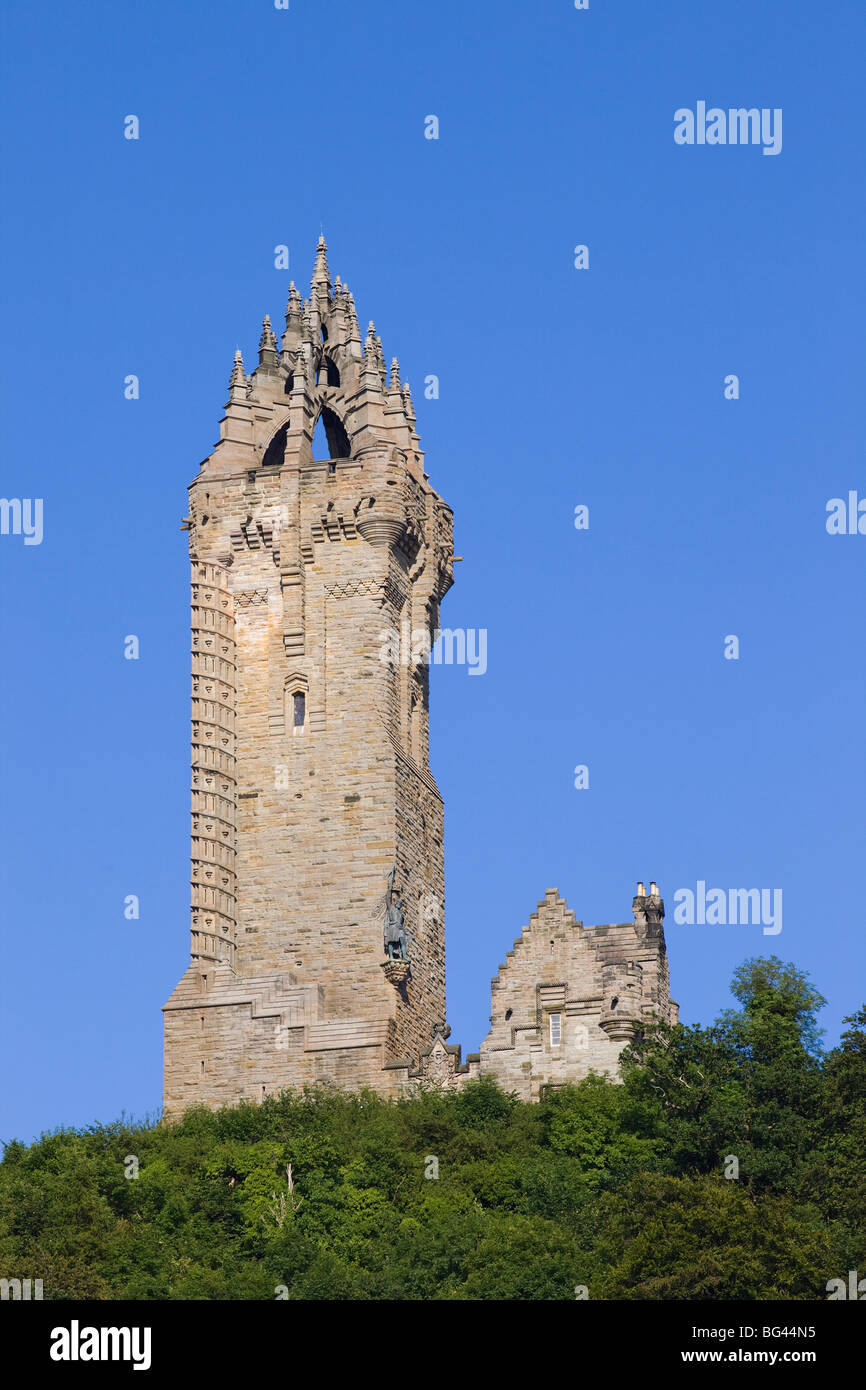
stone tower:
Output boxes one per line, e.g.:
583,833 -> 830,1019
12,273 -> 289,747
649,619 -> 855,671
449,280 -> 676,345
163,239 -> 456,1114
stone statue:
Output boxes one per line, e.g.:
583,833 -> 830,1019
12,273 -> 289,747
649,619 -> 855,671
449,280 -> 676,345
385,892 -> 408,961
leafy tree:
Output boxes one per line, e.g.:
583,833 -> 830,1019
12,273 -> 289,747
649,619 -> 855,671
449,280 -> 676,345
592,1174 -> 839,1301
0,959 -> 862,1301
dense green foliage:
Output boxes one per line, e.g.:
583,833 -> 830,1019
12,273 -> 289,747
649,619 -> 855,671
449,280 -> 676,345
2,957 -> 863,1300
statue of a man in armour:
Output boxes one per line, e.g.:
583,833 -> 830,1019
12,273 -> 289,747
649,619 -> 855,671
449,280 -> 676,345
384,892 -> 408,961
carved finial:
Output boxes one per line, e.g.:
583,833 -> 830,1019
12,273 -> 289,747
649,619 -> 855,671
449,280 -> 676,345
259,314 -> 278,352
402,381 -> 415,422
229,347 -> 245,390
311,234 -> 330,288
362,323 -> 383,391
388,357 -> 401,391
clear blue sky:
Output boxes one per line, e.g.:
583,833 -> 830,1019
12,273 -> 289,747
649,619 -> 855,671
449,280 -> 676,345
1,0 -> 863,1144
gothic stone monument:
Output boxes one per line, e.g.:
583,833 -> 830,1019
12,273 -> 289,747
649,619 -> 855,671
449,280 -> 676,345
162,240 -> 676,1115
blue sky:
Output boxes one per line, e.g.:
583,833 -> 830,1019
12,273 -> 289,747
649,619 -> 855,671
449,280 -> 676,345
1,0 -> 863,1144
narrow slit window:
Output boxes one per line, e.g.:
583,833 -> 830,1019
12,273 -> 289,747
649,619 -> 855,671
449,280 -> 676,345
549,1013 -> 562,1047
292,691 -> 306,729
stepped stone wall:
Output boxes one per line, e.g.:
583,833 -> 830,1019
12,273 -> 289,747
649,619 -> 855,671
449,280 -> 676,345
476,886 -> 678,1102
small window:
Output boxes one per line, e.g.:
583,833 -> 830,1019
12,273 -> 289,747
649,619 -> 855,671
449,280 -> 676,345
549,1013 -> 562,1047
292,691 -> 306,730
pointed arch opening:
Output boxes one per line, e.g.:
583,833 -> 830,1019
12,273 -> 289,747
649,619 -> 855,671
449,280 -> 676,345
315,355 -> 340,388
262,423 -> 288,468
312,406 -> 350,462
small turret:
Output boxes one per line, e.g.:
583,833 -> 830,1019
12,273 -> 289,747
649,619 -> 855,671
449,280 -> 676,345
598,961 -> 644,1042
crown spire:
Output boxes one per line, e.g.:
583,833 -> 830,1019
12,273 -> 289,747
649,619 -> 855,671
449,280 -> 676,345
311,235 -> 330,290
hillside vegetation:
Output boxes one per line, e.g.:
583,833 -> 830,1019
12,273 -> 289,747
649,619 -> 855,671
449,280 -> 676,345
2,957 -> 864,1300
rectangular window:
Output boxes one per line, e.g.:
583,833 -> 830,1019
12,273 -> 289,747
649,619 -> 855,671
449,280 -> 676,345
549,1013 -> 562,1047
292,691 -> 306,729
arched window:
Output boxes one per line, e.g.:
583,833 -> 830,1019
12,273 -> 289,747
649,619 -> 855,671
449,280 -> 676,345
312,406 -> 350,461
312,415 -> 329,460
284,674 -> 309,738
